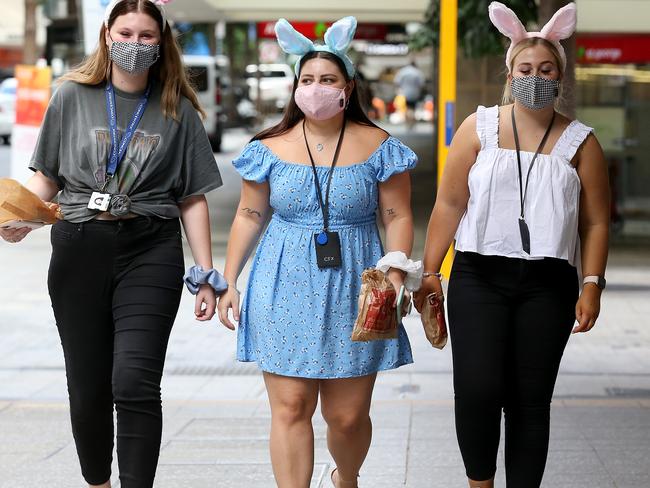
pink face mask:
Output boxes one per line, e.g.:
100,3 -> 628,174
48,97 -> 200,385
295,83 -> 347,121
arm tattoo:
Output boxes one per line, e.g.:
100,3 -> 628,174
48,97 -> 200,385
386,208 -> 396,216
242,207 -> 262,218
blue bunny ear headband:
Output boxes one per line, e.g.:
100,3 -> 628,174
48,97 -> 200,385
274,16 -> 357,78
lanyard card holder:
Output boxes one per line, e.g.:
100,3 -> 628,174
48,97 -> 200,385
518,217 -> 531,255
304,118 -> 347,270
314,231 -> 341,268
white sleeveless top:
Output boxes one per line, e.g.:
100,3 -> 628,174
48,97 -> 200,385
455,105 -> 593,266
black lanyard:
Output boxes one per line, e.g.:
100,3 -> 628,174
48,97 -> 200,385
303,118 -> 346,234
511,107 -> 555,221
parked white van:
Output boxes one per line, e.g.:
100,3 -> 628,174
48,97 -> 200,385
245,63 -> 294,112
183,55 -> 228,152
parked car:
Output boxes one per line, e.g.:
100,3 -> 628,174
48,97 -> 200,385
0,77 -> 17,145
183,55 -> 229,152
245,63 -> 294,111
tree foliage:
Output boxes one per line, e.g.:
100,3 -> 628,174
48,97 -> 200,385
410,0 -> 537,58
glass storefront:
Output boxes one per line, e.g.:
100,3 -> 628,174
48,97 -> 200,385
576,35 -> 650,235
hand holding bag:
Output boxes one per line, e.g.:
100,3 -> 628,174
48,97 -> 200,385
0,178 -> 62,229
416,291 -> 448,349
351,269 -> 409,342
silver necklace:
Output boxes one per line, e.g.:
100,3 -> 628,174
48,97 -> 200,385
304,123 -> 340,152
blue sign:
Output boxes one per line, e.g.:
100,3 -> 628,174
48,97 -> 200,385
445,101 -> 455,147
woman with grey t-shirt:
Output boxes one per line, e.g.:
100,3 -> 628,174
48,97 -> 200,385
0,1 -> 227,487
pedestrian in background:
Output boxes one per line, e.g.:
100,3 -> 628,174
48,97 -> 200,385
394,61 -> 426,128
415,2 -> 609,487
0,0 -> 226,486
217,17 -> 419,488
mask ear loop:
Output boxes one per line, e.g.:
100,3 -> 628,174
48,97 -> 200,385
105,28 -> 115,82
343,81 -> 353,109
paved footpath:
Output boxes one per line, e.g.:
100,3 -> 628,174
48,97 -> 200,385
1,130 -> 650,487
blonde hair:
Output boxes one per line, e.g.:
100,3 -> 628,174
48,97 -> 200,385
501,37 -> 564,106
59,0 -> 204,120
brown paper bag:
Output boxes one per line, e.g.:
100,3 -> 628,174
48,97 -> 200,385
0,178 -> 61,228
351,269 -> 409,342
417,292 -> 448,349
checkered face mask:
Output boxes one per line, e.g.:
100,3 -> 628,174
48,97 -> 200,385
510,75 -> 559,110
110,40 -> 160,74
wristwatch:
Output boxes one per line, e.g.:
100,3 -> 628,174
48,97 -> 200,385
583,275 -> 606,290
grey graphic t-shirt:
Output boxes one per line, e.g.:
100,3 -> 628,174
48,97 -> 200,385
29,81 -> 222,222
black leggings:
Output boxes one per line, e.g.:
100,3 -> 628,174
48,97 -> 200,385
48,217 -> 184,487
448,251 -> 578,487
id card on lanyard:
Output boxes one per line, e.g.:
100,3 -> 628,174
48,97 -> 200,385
88,81 -> 151,213
303,118 -> 346,269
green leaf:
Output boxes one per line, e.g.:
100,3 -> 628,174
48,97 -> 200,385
409,0 -> 537,58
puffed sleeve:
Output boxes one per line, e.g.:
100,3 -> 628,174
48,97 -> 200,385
29,86 -> 64,189
373,137 -> 418,182
232,141 -> 274,183
176,110 -> 222,201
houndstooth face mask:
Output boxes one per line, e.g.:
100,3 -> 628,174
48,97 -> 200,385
110,40 -> 160,74
511,75 -> 559,110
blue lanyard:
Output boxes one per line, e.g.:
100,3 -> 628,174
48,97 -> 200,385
104,81 -> 151,183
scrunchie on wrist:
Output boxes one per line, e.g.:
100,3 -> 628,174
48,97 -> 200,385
375,251 -> 423,291
183,265 -> 229,295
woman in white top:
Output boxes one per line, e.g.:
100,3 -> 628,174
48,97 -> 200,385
415,3 -> 609,487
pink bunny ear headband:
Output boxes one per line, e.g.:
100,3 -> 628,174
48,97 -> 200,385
104,0 -> 172,31
488,1 -> 577,72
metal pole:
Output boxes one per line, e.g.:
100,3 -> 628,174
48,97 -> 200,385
437,0 -> 457,278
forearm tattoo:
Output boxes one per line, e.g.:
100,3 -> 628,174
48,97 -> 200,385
242,207 -> 262,218
386,208 -> 396,216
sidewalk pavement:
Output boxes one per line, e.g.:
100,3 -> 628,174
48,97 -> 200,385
1,126 -> 650,487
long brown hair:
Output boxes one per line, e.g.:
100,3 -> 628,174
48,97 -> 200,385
252,51 -> 382,141
59,0 -> 204,120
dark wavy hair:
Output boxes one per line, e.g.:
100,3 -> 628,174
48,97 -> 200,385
252,51 -> 383,141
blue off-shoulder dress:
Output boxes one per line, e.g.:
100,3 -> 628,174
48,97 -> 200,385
233,136 -> 417,379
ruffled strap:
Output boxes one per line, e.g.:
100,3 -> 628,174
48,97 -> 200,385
551,120 -> 594,162
475,105 -> 487,149
373,137 -> 418,182
475,105 -> 499,150
232,141 -> 274,183
484,105 -> 500,150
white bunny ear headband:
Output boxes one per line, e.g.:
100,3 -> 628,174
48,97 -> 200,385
104,0 -> 171,31
488,1 -> 577,72
275,16 -> 357,78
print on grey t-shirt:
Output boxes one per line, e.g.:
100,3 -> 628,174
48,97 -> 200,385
29,81 -> 222,223
94,128 -> 161,193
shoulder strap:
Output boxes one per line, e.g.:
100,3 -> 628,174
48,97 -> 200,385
483,105 -> 500,150
475,105 -> 487,150
552,120 -> 594,162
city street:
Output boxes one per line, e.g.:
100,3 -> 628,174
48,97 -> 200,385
1,126 -> 650,487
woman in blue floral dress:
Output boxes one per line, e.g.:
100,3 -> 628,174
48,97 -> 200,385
218,17 -> 417,488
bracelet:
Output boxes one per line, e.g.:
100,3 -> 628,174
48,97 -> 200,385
422,271 -> 442,279
183,265 -> 229,295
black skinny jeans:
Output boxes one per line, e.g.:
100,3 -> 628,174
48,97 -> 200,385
48,217 -> 184,487
448,251 -> 578,487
